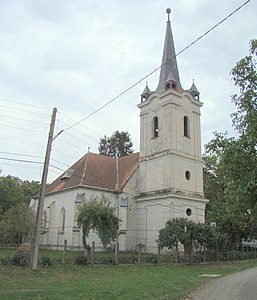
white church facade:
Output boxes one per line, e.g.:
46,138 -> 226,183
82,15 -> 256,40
30,10 -> 208,252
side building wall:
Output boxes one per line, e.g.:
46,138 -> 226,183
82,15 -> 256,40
135,194 -> 208,253
30,187 -> 128,251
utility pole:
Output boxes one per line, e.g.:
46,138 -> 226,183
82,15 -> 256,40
114,147 -> 120,264
30,107 -> 57,270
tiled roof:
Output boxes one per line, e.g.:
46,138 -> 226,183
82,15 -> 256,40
46,152 -> 139,194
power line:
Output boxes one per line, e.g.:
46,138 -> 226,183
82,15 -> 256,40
0,136 -> 46,150
63,131 -> 98,147
0,97 -> 51,111
58,137 -> 92,153
0,124 -> 47,134
0,162 -> 42,170
0,114 -> 49,126
50,158 -> 70,168
59,0 -> 251,134
0,157 -> 43,165
1,104 -> 50,117
0,151 -> 44,159
58,112 -> 102,137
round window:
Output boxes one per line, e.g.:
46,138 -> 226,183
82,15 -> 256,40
185,171 -> 190,180
186,208 -> 192,216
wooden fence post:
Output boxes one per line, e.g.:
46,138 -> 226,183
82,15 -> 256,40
157,245 -> 160,264
138,243 -> 142,264
62,239 -> 67,265
91,241 -> 95,266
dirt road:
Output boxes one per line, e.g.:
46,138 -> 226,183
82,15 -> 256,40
187,267 -> 257,300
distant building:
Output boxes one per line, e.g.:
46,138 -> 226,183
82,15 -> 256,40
30,10 -> 208,252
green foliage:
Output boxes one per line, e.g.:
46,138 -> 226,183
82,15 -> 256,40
76,195 -> 119,256
41,254 -> 54,266
157,218 -> 214,255
230,39 -> 257,138
0,256 -> 11,265
103,256 -> 116,265
0,203 -> 35,245
0,175 -> 40,220
204,39 -> 257,246
10,252 -> 29,266
98,130 -> 134,157
74,254 -> 88,265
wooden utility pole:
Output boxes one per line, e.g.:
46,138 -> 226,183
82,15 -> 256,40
30,107 -> 57,270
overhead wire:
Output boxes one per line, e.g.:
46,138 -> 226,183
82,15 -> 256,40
0,151 -> 44,159
0,124 -> 48,134
1,104 -> 50,117
0,97 -> 51,111
0,114 -> 50,126
1,1 -> 251,184
0,157 -> 43,165
58,0 -> 251,134
58,111 -> 102,137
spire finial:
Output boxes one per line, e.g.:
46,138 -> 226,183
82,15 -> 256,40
166,8 -> 171,22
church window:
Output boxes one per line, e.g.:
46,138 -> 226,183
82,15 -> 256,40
165,83 -> 170,90
172,83 -> 176,89
184,116 -> 190,138
59,207 -> 66,234
153,116 -> 159,137
185,170 -> 191,180
186,208 -> 192,216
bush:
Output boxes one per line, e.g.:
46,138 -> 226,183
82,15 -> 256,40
74,254 -> 87,266
0,256 -> 11,265
41,254 -> 53,266
10,252 -> 29,266
103,256 -> 116,265
144,255 -> 157,264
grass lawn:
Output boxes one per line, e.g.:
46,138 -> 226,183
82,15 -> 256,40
1,248 -> 257,299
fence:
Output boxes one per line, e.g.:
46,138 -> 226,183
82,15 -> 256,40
58,239 -> 257,266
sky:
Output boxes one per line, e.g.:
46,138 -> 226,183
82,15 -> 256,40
0,0 -> 256,183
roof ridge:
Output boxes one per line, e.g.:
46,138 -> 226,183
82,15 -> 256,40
80,153 -> 89,185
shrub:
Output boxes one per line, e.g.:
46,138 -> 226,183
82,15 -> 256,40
74,254 -> 87,266
144,255 -> 157,264
0,256 -> 11,265
10,252 -> 29,266
103,256 -> 116,265
41,254 -> 53,266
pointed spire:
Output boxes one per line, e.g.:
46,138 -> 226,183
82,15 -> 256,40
187,79 -> 200,101
141,82 -> 152,102
156,8 -> 181,93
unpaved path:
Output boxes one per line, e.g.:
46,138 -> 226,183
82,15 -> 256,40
186,267 -> 257,300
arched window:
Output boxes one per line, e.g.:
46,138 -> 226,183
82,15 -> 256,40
184,116 -> 190,138
153,116 -> 159,137
59,207 -> 66,234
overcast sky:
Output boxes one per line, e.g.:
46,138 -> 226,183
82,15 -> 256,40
0,0 -> 256,183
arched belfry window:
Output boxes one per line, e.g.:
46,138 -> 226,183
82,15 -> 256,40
184,116 -> 190,138
153,116 -> 159,138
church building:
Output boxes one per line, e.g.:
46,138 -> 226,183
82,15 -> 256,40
30,9 -> 208,252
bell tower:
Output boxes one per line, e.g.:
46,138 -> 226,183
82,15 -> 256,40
136,9 -> 208,234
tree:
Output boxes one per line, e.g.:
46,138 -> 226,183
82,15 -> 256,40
98,131 -> 134,157
76,195 -> 119,257
204,39 -> 257,246
0,175 -> 40,221
157,218 -> 213,261
0,203 -> 35,244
